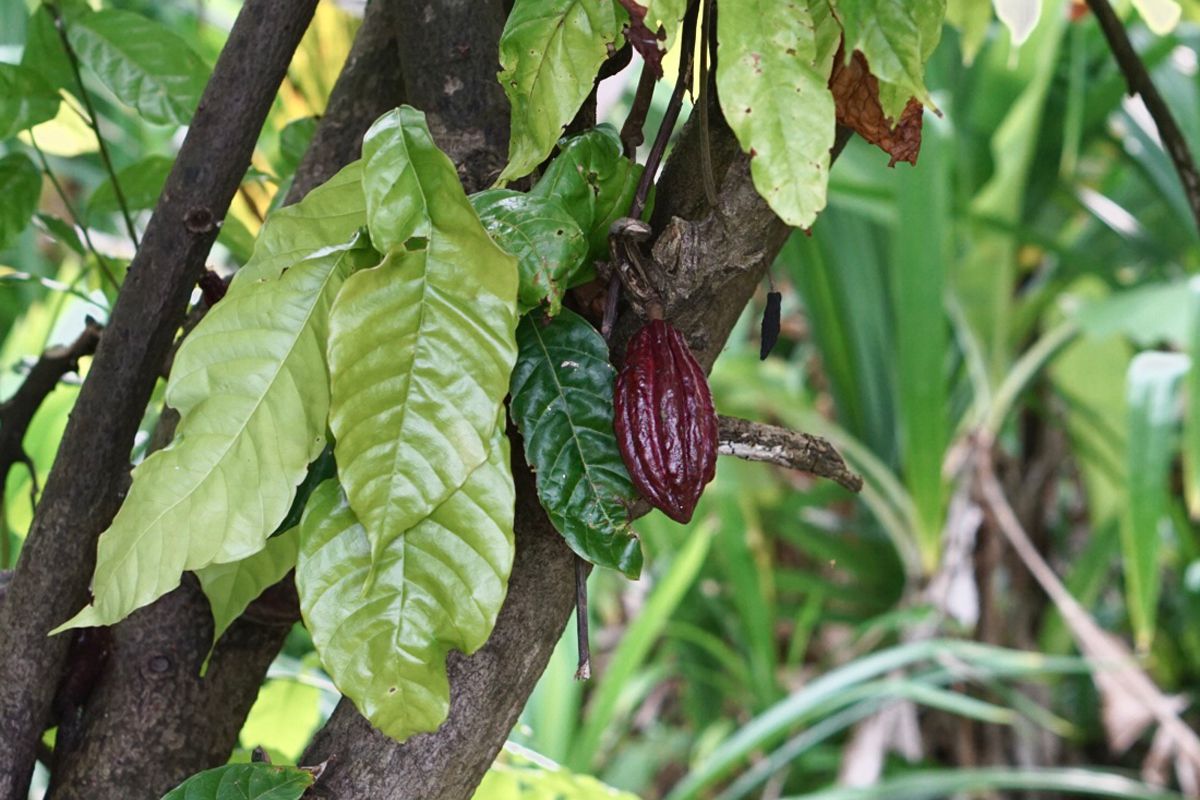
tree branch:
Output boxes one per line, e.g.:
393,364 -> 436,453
717,415 -> 863,493
1085,0 -> 1200,233
0,1 -> 319,795
42,5 -> 409,796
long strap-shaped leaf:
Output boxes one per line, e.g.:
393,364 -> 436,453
509,309 -> 642,577
716,0 -> 838,228
297,419 -> 514,742
55,239 -> 377,632
328,107 -> 519,560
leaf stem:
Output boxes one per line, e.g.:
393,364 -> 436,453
28,133 -> 121,293
574,555 -> 591,680
697,0 -> 718,207
619,61 -> 657,159
1085,0 -> 1200,234
47,2 -> 142,250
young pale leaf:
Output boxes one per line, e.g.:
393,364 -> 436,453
530,126 -> 642,261
509,309 -> 642,577
0,63 -> 61,139
54,239 -> 378,633
472,190 -> 589,315
0,154 -> 42,251
297,423 -> 515,742
87,155 -> 173,218
235,160 -> 365,285
160,763 -> 312,800
330,108 -> 519,559
67,9 -> 210,126
1122,351 -> 1188,651
832,0 -> 945,118
716,2 -> 836,228
497,0 -> 624,184
195,527 -> 300,647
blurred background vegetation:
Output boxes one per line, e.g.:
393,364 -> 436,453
3,0 -> 1200,797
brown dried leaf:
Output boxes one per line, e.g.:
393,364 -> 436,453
829,46 -> 923,167
617,0 -> 666,78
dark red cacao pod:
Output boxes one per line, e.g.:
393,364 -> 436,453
614,319 -> 718,524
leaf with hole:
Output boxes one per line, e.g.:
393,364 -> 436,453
160,763 -> 312,800
54,237 -> 379,632
509,308 -> 642,576
0,63 -> 61,139
716,2 -> 836,228
329,108 -> 519,561
472,190 -> 589,316
497,0 -> 625,184
297,420 -> 514,742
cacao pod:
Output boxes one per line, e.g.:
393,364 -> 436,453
614,319 -> 718,523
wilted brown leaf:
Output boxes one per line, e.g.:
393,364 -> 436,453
829,46 -> 923,167
617,0 -> 666,78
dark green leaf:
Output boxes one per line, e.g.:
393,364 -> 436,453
472,189 -> 589,315
87,155 -> 173,218
20,5 -> 76,94
34,213 -> 85,255
276,116 -> 319,179
509,308 -> 642,577
0,63 -> 60,139
0,153 -> 42,251
530,126 -> 642,262
160,763 -> 312,800
67,9 -> 210,126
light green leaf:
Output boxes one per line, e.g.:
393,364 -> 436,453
329,108 -> 519,559
239,676 -> 322,762
21,5 -> 77,95
642,0 -> 687,47
34,213 -> 85,256
235,160 -> 365,285
196,527 -> 300,646
160,764 -> 312,800
276,116 -> 319,179
716,1 -> 835,229
67,9 -> 210,126
87,154 -> 173,218
1074,280 -> 1193,349
497,0 -> 624,184
530,126 -> 642,261
509,309 -> 642,576
833,0 -> 945,117
0,154 -> 42,251
946,0 -> 993,62
476,745 -> 641,800
1185,282 -> 1200,517
53,239 -> 379,632
472,190 -> 589,315
1132,0 -> 1181,33
297,423 -> 515,742
0,63 -> 61,139
1122,351 -> 1188,651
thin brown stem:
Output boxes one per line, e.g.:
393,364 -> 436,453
620,62 -> 657,159
48,3 -> 141,249
697,0 -> 718,207
573,556 -> 590,680
1085,0 -> 1200,233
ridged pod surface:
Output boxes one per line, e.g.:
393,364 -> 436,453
614,319 -> 718,523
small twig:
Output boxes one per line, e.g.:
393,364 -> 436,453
1085,0 -> 1200,233
620,62 -> 657,159
48,3 -> 141,249
238,184 -> 266,225
28,134 -> 121,292
697,0 -> 718,207
716,414 -> 863,493
574,555 -> 591,680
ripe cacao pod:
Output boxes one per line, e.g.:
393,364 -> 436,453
614,319 -> 718,523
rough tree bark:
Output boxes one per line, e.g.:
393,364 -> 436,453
298,81 -> 799,799
0,1 -> 318,796
43,5 -> 409,797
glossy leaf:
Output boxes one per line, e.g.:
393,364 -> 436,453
832,0 -> 944,117
0,154 -> 42,251
297,423 -> 514,742
472,190 -> 589,315
497,0 -> 624,184
509,309 -> 642,576
716,1 -> 835,228
67,9 -> 210,126
1122,352 -> 1188,651
235,160 -> 365,285
160,764 -> 312,800
196,527 -> 300,646
329,108 -> 519,559
530,126 -> 642,261
54,239 -> 378,632
87,155 -> 173,218
0,63 -> 61,139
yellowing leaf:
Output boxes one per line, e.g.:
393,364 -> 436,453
195,527 -> 300,646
